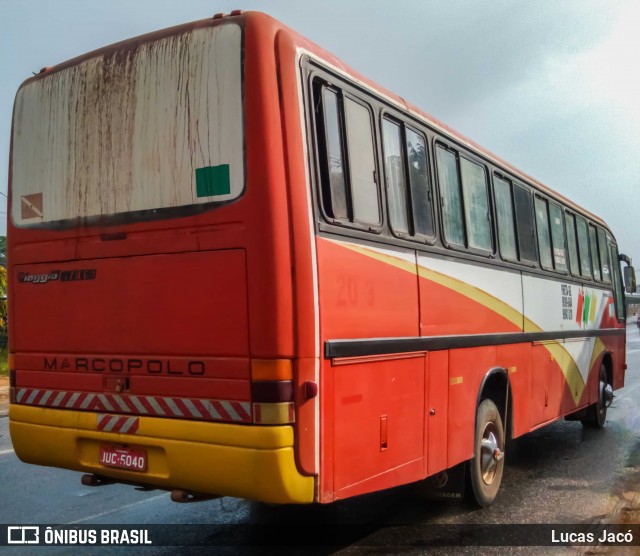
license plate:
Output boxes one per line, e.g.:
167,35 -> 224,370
99,444 -> 147,472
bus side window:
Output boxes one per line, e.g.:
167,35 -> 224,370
609,242 -> 625,319
493,175 -> 518,262
382,119 -> 435,240
436,145 -> 465,247
382,118 -> 410,234
548,203 -> 568,272
405,127 -> 434,238
314,82 -> 381,228
318,86 -> 350,221
460,157 -> 492,252
575,217 -> 592,279
534,197 -> 553,270
588,224 -> 602,281
565,213 -> 581,276
513,185 -> 537,264
597,228 -> 611,283
343,97 -> 380,226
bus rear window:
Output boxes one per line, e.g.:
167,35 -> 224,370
11,23 -> 244,227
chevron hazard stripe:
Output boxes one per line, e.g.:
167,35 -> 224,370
14,388 -> 252,423
97,414 -> 140,434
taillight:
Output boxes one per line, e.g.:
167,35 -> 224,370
251,381 -> 293,403
251,359 -> 295,424
253,402 -> 295,425
250,359 -> 292,381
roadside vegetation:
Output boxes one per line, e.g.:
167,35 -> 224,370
0,236 -> 7,376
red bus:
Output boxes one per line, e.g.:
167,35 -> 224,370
8,11 -> 636,507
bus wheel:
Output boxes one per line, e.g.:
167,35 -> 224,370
468,398 -> 505,507
582,364 -> 611,428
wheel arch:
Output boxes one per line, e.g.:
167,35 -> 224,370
475,367 -> 512,442
601,350 -> 613,387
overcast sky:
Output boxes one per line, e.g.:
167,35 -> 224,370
1,0 -> 639,266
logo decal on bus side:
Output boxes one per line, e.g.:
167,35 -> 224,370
576,288 -> 597,327
18,269 -> 97,284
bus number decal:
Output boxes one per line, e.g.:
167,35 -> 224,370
337,276 -> 375,307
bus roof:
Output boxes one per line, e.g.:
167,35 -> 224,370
20,10 -> 610,233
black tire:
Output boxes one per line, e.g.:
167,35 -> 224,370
582,364 -> 608,428
467,398 -> 505,507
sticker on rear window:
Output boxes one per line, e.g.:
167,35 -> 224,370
21,193 -> 44,220
195,164 -> 231,198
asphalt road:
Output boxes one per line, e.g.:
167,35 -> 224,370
1,325 -> 639,554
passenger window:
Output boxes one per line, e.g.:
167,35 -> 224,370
565,213 -> 580,276
534,198 -> 553,270
513,185 -> 537,263
382,119 -> 435,239
460,158 -> 492,252
493,176 -> 518,261
610,243 -> 625,319
382,119 -> 410,234
436,146 -> 465,247
320,87 -> 349,220
576,217 -> 592,278
588,225 -> 601,281
405,128 -> 434,237
597,228 -> 611,283
314,82 -> 381,228
549,204 -> 567,272
344,98 -> 380,226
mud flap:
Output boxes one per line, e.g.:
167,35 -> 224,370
420,462 -> 466,501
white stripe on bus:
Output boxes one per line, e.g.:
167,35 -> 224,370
26,389 -> 39,405
129,395 -> 148,414
164,397 -> 183,417
79,393 -> 95,409
146,397 -> 165,415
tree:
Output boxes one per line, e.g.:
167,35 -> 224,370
0,263 -> 6,352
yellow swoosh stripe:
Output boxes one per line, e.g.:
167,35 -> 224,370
328,239 -> 591,405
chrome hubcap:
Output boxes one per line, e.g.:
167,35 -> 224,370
598,379 -> 613,416
480,423 -> 503,485
602,381 -> 614,408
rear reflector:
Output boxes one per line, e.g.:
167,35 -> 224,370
251,359 -> 292,381
8,354 -> 15,371
253,402 -> 295,425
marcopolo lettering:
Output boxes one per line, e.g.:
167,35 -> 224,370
43,357 -> 205,375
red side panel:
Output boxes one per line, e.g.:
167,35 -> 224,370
331,355 -> 424,498
426,350 -> 448,476
530,344 -> 562,427
317,238 -> 421,500
317,240 -> 418,340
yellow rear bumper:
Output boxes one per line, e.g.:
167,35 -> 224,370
9,404 -> 315,504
